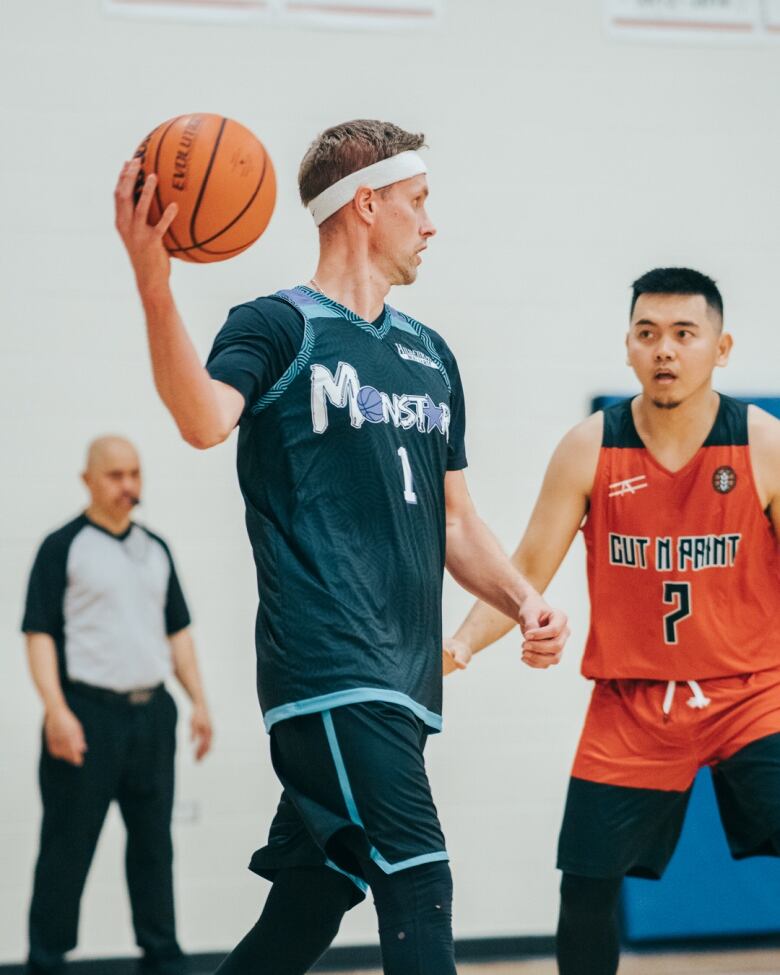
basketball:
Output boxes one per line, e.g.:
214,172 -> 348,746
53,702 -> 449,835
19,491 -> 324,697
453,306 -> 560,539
357,386 -> 385,423
132,113 -> 276,263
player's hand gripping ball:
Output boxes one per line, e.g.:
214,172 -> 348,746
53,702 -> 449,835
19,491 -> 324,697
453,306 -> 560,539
133,113 -> 276,263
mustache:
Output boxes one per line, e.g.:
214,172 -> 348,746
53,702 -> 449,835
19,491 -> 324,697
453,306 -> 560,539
124,495 -> 141,506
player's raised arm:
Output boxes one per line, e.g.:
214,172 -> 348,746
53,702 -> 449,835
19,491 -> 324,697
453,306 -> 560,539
114,158 -> 243,448
445,412 -> 602,673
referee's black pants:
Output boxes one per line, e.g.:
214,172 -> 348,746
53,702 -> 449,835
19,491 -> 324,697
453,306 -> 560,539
27,685 -> 184,975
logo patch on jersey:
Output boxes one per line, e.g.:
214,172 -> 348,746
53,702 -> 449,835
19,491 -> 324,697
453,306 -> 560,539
395,343 -> 439,370
609,475 -> 648,498
310,361 -> 450,438
712,466 -> 736,494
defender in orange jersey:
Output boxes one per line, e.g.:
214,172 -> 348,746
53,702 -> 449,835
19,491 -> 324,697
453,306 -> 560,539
444,268 -> 780,975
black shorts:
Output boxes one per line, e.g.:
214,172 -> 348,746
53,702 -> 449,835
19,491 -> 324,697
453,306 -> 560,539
557,732 -> 780,879
249,701 -> 448,905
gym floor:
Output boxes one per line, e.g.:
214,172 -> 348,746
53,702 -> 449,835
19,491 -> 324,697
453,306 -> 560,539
319,952 -> 780,974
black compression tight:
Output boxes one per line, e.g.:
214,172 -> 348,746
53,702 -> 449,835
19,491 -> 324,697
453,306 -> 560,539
213,866 -> 353,975
556,873 -> 622,975
214,860 -> 456,975
367,859 -> 456,975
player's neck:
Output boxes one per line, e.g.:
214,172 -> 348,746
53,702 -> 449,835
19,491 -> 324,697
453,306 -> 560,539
312,237 -> 390,323
85,505 -> 132,537
633,385 -> 720,455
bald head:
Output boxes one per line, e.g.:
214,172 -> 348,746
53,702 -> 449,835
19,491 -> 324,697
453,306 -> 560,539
82,436 -> 142,529
85,435 -> 139,474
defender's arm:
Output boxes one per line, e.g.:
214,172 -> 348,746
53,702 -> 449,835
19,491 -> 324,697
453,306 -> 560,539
748,406 -> 780,538
447,413 -> 601,670
444,470 -> 570,669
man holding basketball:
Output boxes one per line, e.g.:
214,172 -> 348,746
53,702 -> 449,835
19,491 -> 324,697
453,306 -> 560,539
444,268 -> 780,975
115,119 -> 569,975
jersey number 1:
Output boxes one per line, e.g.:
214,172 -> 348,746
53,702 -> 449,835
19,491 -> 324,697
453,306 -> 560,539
662,582 -> 692,644
397,447 -> 418,505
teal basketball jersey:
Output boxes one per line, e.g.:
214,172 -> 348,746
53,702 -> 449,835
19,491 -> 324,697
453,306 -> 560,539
209,285 -> 466,732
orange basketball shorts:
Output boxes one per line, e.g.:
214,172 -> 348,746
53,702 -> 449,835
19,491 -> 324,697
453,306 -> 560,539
557,667 -> 780,878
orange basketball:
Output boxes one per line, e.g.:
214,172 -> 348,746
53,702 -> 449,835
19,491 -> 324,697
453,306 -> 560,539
133,113 -> 276,263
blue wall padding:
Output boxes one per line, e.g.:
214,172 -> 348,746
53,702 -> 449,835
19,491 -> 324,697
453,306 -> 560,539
623,770 -> 780,941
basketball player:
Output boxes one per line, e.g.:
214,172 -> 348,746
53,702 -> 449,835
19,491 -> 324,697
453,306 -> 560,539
444,267 -> 780,975
114,120 -> 569,975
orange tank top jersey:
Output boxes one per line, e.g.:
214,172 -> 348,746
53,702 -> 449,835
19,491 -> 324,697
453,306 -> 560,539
582,395 -> 780,681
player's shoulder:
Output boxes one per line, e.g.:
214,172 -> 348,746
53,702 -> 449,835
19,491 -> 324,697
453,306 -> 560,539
389,306 -> 459,367
32,513 -> 89,563
746,404 -> 780,501
546,412 -> 603,496
748,404 -> 780,477
748,402 -> 780,442
210,295 -> 305,363
559,411 -> 604,454
424,323 -> 456,360
225,294 -> 305,334
29,513 -> 89,569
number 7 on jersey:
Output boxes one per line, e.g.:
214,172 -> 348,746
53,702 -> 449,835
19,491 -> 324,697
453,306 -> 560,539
662,581 -> 692,645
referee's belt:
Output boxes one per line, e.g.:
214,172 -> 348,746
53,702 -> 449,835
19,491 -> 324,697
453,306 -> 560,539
68,680 -> 163,706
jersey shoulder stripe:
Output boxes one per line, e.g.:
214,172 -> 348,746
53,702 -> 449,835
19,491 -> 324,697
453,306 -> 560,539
285,285 -> 392,340
703,394 -> 748,446
386,307 -> 452,393
251,288 -> 316,415
602,399 -> 642,448
601,394 -> 748,449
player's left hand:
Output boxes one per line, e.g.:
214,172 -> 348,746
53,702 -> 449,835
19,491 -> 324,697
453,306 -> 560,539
190,703 -> 213,761
443,636 -> 473,676
518,594 -> 570,669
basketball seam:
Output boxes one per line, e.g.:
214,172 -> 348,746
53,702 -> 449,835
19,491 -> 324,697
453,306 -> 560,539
188,116 -> 227,250
153,116 -> 203,262
191,128 -> 271,254
167,241 -> 251,256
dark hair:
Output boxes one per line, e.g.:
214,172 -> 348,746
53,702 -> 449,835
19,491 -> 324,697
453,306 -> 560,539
298,119 -> 425,208
630,267 -> 723,320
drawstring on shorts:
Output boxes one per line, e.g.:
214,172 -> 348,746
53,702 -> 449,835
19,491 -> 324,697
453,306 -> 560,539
662,680 -> 711,717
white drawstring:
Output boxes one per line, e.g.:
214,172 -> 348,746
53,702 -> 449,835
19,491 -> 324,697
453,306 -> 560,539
686,680 -> 711,710
662,680 -> 711,716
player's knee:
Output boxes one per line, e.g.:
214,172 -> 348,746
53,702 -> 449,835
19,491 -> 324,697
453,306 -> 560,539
369,860 -> 453,928
559,872 -> 622,921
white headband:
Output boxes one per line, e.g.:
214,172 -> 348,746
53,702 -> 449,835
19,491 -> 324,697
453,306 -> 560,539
307,150 -> 427,226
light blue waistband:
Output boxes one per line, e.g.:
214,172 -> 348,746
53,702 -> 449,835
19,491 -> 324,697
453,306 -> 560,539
263,687 -> 443,734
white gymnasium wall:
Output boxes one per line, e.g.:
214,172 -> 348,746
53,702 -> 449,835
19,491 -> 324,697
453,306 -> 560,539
2,0 -> 780,962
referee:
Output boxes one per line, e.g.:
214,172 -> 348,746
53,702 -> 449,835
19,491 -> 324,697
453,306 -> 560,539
22,436 -> 213,975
